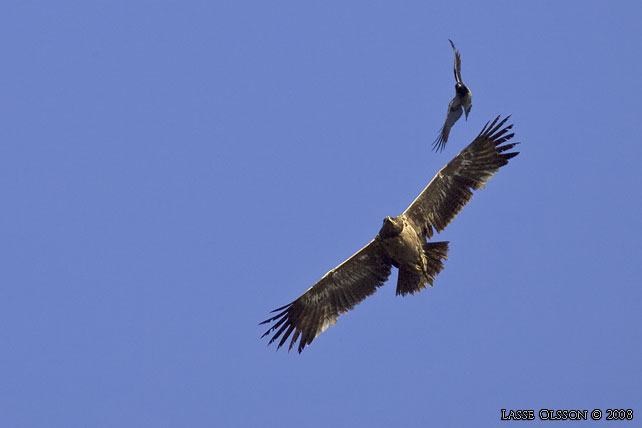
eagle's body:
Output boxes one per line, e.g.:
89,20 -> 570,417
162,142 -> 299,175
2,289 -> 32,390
262,116 -> 518,353
379,216 -> 448,296
379,217 -> 422,268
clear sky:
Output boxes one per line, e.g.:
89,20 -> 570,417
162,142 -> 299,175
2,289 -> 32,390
2,1 -> 641,427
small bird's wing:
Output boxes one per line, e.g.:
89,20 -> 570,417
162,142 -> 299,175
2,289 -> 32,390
449,39 -> 463,84
260,239 -> 392,353
408,115 -> 518,238
433,97 -> 463,152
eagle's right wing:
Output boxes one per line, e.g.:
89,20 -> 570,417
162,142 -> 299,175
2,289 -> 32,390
260,239 -> 393,353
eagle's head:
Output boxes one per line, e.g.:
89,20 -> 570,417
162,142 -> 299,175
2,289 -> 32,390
378,216 -> 403,239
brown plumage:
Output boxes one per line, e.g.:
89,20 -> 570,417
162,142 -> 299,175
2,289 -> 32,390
261,116 -> 518,353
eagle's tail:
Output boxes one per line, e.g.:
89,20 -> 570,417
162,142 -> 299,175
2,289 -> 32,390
396,241 -> 449,296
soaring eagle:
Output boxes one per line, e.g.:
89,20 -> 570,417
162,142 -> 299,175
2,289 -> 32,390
261,116 -> 518,353
433,39 -> 473,152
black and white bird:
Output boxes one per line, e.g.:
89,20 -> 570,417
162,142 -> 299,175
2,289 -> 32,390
433,39 -> 473,152
261,116 -> 518,353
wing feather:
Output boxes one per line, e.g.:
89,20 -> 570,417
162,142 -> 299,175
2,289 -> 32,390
449,39 -> 463,83
433,98 -> 463,152
260,239 -> 393,353
407,115 -> 518,238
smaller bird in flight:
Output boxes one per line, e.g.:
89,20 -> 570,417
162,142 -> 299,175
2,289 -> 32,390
433,39 -> 473,152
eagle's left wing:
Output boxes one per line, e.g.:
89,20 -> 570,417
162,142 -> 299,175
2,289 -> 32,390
407,115 -> 518,239
260,239 -> 392,353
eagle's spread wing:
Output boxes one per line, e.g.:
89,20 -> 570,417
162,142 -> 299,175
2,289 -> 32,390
433,98 -> 463,152
260,239 -> 392,353
449,39 -> 463,84
407,115 -> 518,239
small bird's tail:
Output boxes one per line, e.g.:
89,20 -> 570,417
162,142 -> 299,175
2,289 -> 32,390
396,241 -> 449,296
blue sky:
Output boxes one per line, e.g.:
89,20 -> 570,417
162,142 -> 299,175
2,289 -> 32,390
2,1 -> 641,427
